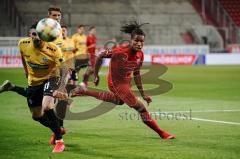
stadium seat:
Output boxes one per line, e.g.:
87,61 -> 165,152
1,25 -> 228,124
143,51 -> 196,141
1,0 -> 204,45
219,0 -> 240,26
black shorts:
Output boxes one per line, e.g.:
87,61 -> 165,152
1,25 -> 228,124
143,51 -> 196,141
75,58 -> 89,71
26,81 -> 54,108
69,69 -> 78,81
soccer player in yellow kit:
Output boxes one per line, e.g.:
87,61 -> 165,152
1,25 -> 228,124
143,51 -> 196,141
47,9 -> 84,144
19,23 -> 68,152
47,6 -> 65,141
0,7 -> 64,95
47,7 -> 73,145
71,25 -> 88,76
0,25 -> 42,96
61,25 -> 78,85
0,7 -> 68,152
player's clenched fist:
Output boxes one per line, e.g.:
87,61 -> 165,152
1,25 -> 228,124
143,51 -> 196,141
53,90 -> 68,100
142,95 -> 152,105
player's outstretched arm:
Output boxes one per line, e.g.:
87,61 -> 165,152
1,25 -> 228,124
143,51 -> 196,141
52,62 -> 70,100
94,49 -> 112,86
133,69 -> 152,105
58,63 -> 70,90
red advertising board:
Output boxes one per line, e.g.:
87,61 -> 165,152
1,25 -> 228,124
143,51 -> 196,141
151,54 -> 197,65
0,55 -> 22,68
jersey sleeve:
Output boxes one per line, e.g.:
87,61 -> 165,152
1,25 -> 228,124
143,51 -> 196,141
18,39 -> 24,55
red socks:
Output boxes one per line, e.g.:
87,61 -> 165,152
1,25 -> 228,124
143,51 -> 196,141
140,111 -> 166,137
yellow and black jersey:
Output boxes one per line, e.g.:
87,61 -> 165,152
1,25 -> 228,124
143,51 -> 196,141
71,33 -> 88,59
62,37 -> 75,69
18,37 -> 63,86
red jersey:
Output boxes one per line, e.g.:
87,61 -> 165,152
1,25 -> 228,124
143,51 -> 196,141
87,35 -> 96,54
100,46 -> 144,87
87,35 -> 96,66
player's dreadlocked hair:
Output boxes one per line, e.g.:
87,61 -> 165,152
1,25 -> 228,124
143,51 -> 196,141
120,20 -> 149,38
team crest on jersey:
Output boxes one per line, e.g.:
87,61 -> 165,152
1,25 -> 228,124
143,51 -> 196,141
42,57 -> 49,63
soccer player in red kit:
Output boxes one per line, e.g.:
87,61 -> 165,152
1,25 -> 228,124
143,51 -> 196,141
87,26 -> 97,68
72,21 -> 174,139
81,26 -> 97,86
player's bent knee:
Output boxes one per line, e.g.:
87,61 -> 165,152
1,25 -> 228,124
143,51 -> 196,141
123,98 -> 138,108
114,87 -> 138,107
32,111 -> 43,119
30,106 -> 43,118
42,96 -> 55,110
133,101 -> 147,113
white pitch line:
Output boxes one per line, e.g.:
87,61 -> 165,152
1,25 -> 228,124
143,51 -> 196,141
151,110 -> 240,126
151,109 -> 240,113
190,117 -> 240,126
190,109 -> 240,113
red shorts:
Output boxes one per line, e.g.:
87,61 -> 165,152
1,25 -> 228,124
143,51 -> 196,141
108,83 -> 138,107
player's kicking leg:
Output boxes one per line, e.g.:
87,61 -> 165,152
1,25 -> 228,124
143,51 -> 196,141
71,86 -> 124,105
27,82 -> 65,152
42,95 -> 65,152
116,86 -> 175,139
0,80 -> 28,97
0,80 -> 15,93
50,83 -> 77,145
133,101 -> 175,139
71,85 -> 174,139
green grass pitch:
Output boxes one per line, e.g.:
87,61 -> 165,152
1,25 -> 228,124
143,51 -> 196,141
0,65 -> 239,159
